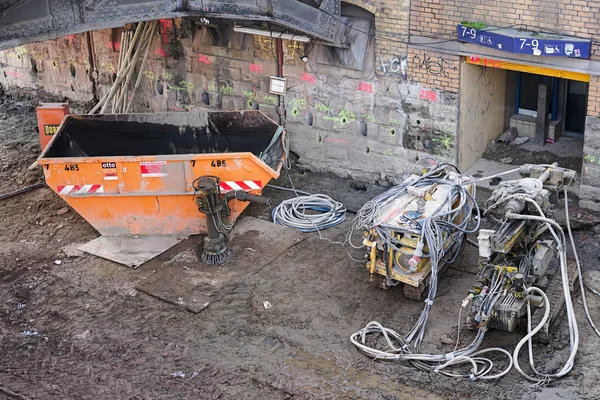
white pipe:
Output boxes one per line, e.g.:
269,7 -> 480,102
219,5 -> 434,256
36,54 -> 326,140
461,168 -> 521,186
233,26 -> 312,43
512,286 -> 552,382
507,207 -> 579,383
564,188 -> 600,337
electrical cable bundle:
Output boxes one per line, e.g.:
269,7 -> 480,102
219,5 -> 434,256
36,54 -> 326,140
271,193 -> 346,233
350,159 -> 600,383
350,159 -> 513,379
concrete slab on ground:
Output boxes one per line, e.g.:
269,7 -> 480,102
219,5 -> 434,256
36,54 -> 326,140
135,217 -> 305,313
78,235 -> 188,268
519,135 -> 583,158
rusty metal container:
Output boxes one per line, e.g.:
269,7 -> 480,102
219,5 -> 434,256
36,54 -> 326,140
36,102 -> 70,151
36,111 -> 286,236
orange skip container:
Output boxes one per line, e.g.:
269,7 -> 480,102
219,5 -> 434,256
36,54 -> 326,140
36,111 -> 286,236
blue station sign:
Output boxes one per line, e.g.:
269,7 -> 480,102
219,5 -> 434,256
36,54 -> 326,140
457,23 -> 591,59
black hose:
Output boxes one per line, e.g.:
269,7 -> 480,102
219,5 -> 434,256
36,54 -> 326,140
0,182 -> 45,201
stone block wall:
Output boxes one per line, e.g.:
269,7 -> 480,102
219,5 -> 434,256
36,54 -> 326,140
0,35 -> 94,102
580,71 -> 600,211
0,2 -> 462,184
582,112 -> 600,211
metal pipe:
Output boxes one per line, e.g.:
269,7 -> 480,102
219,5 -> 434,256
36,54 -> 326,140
538,162 -> 558,183
516,71 -> 521,115
225,190 -> 271,206
552,77 -> 558,121
276,37 -> 285,125
233,26 -> 311,43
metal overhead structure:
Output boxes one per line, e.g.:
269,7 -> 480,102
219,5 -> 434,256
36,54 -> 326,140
0,0 -> 346,51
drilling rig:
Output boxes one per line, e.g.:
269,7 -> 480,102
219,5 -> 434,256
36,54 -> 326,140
466,163 -> 576,341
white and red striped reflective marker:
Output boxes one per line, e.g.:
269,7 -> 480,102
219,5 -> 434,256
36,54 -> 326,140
219,180 -> 262,192
57,184 -> 104,195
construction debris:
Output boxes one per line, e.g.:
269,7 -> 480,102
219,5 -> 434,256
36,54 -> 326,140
88,21 -> 158,115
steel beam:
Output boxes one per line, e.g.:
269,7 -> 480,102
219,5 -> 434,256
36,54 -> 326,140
0,0 -> 345,50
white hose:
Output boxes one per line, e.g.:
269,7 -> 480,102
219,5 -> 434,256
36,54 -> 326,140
506,207 -> 579,383
462,168 -> 521,185
512,286 -> 552,382
563,188 -> 600,338
271,194 -> 346,232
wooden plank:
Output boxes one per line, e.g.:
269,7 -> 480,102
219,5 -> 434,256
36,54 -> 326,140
458,62 -> 507,170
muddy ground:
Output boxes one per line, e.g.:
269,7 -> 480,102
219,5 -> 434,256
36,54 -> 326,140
1,90 -> 600,400
483,141 -> 583,173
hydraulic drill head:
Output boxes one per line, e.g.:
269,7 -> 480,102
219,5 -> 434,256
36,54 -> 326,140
193,176 -> 233,265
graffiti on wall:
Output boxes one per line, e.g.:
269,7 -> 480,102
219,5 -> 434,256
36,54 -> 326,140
413,53 -> 457,78
380,56 -> 407,78
255,36 -> 305,62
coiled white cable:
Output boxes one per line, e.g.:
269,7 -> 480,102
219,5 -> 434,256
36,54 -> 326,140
271,194 -> 346,233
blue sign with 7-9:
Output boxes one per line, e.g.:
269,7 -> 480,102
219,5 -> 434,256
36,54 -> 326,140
457,24 -> 591,59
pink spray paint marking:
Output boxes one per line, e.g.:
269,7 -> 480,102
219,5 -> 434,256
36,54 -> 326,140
160,19 -> 173,43
4,70 -> 23,79
483,58 -> 502,68
419,89 -> 437,102
198,54 -> 211,65
301,72 -> 316,84
358,82 -> 373,93
249,64 -> 263,74
325,137 -> 349,145
106,40 -> 121,51
155,48 -> 167,57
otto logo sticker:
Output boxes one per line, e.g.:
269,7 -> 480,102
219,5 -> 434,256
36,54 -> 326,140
140,161 -> 167,177
44,125 -> 59,135
102,162 -> 116,169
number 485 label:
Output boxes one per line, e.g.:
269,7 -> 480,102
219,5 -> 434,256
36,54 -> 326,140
211,160 -> 226,167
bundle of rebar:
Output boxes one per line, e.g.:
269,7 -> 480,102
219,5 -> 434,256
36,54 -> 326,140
89,20 -> 158,114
